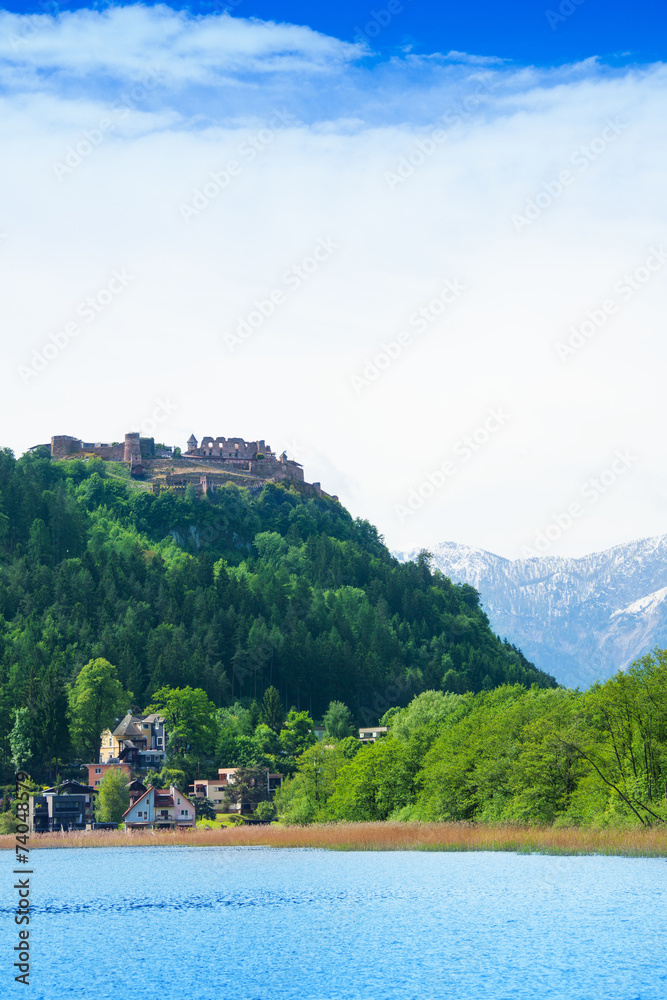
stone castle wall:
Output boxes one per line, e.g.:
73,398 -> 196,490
51,435 -> 83,459
51,436 -> 124,461
188,436 -> 271,461
82,442 -> 124,460
50,432 -> 312,490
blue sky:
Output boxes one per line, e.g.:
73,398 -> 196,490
2,0 -> 666,65
1,2 -> 666,558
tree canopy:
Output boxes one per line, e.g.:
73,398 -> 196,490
0,446 -> 555,782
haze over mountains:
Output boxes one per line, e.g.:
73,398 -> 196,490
395,536 -> 667,688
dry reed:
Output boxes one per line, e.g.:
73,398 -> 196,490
2,822 -> 666,855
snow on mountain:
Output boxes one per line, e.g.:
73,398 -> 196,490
394,535 -> 667,688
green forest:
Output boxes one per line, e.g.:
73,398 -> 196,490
276,651 -> 667,829
0,447 -> 554,783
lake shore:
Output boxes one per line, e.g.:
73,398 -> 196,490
4,822 -> 667,855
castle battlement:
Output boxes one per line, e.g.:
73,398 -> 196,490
49,432 -> 317,492
51,433 -> 144,474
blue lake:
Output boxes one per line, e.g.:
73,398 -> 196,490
5,847 -> 667,999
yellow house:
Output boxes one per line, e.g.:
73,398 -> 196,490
99,727 -> 122,762
99,713 -> 167,769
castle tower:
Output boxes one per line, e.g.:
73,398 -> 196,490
51,435 -> 82,459
124,433 -> 143,475
187,434 -> 198,453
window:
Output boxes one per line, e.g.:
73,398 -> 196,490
95,781 -> 100,787
143,724 -> 149,730
157,738 -> 163,746
177,797 -> 181,804
95,768 -> 101,774
181,809 -> 188,816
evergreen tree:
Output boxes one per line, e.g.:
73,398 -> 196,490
260,686 -> 284,732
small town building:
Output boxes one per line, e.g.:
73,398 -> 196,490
29,780 -> 97,832
189,768 -> 283,813
87,762 -> 131,788
358,726 -> 389,743
99,712 -> 167,769
122,785 -> 196,830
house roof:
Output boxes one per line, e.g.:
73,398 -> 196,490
112,714 -> 144,739
43,780 -> 96,795
121,784 -> 193,819
85,761 -> 130,769
122,785 -> 152,818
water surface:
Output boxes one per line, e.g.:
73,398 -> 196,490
5,847 -> 667,999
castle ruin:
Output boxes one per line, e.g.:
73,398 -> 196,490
51,433 -> 145,475
183,434 -> 304,482
47,432 -> 331,497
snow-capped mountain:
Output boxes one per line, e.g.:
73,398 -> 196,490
394,535 -> 667,688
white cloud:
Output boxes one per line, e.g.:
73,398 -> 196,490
0,5 -> 362,85
1,8 -> 666,559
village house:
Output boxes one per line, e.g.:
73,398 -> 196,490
358,726 -> 388,744
29,780 -> 97,832
189,768 -> 283,814
87,762 -> 131,788
122,785 -> 196,831
99,712 -> 167,769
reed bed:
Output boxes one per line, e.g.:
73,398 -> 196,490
2,822 -> 666,855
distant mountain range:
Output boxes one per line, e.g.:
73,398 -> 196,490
394,536 -> 667,688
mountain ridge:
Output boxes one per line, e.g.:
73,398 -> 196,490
394,535 -> 667,687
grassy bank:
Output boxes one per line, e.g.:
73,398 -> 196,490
3,822 -> 667,855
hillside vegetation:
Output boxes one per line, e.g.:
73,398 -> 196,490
0,447 -> 554,779
276,651 -> 667,829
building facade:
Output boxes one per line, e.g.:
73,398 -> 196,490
358,726 -> 388,744
99,713 -> 167,769
29,780 -> 97,832
87,762 -> 131,788
189,768 -> 283,813
122,785 -> 196,830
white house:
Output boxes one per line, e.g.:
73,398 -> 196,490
122,785 -> 196,830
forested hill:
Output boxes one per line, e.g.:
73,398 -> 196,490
0,447 -> 556,757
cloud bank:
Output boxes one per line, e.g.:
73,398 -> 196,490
1,6 -> 666,559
